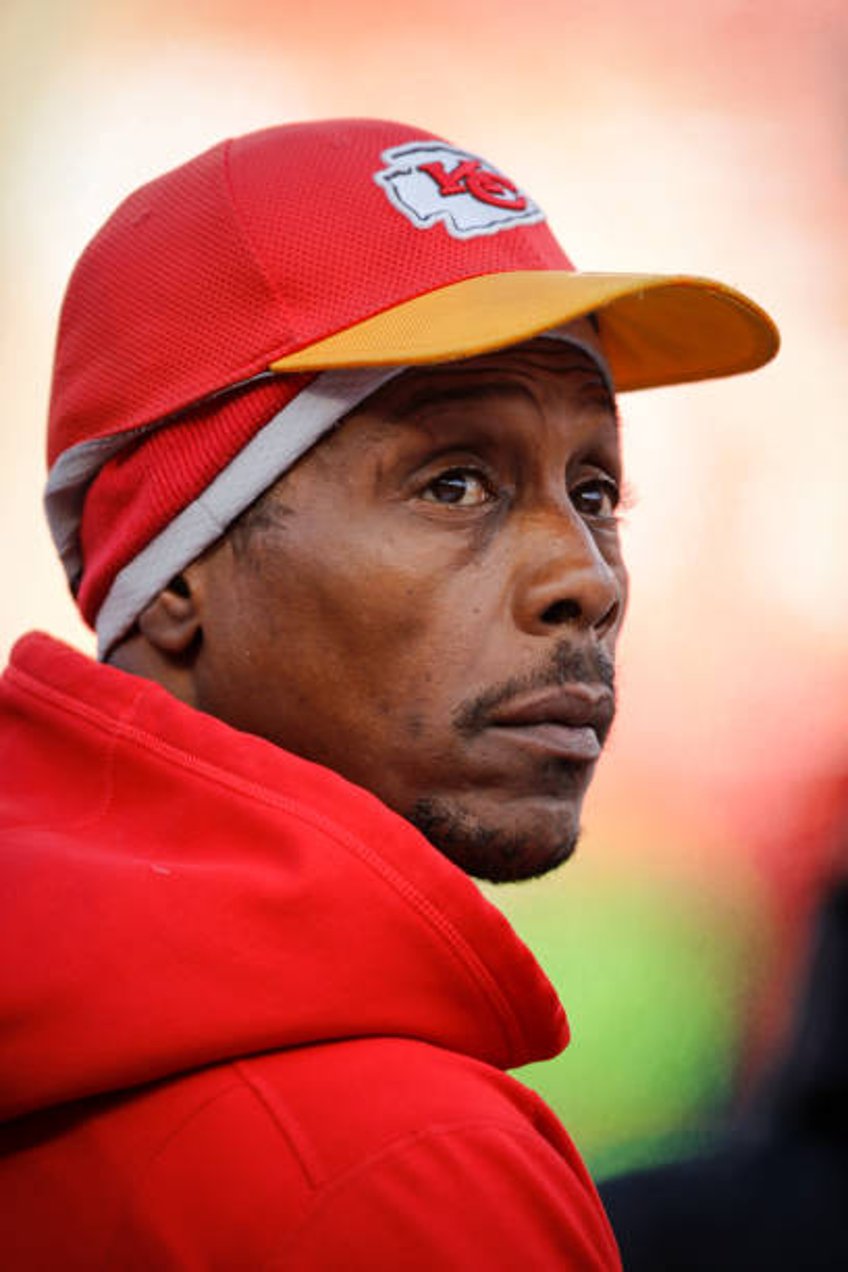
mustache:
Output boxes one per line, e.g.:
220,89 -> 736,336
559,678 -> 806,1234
453,643 -> 616,741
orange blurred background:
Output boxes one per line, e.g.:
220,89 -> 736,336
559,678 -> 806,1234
2,0 -> 846,1172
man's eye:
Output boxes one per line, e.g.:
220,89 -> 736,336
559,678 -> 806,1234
571,477 -> 620,520
421,469 -> 493,507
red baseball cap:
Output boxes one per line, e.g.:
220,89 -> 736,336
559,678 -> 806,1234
45,117 -> 779,650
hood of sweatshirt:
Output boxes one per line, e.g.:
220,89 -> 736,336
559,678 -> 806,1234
0,633 -> 568,1122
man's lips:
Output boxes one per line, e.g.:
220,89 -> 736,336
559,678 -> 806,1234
483,685 -> 615,762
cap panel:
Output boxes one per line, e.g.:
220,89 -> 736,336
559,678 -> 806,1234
47,143 -> 291,466
227,120 -> 572,356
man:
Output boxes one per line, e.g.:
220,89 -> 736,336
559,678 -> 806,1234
0,118 -> 778,1268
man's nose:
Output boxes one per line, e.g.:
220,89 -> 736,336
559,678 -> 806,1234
511,507 -> 625,639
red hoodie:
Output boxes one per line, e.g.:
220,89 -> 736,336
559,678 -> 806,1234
0,633 -> 621,1269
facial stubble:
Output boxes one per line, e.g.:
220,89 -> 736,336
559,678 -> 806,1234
409,642 -> 616,883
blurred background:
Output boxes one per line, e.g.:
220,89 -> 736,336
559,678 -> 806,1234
2,0 -> 846,1178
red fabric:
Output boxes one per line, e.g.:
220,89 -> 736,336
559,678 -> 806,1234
76,373 -> 312,625
0,635 -> 620,1269
48,119 -> 571,466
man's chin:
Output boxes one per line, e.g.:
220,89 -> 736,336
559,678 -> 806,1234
408,795 -> 581,884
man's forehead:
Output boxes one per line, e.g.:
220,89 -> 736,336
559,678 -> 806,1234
367,327 -> 617,423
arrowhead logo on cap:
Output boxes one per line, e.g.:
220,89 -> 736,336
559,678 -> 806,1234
374,141 -> 546,240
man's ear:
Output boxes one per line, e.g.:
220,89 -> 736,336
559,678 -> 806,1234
137,572 -> 202,656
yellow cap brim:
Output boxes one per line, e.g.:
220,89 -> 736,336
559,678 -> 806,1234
269,270 -> 779,391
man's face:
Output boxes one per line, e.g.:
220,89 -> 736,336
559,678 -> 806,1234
189,336 -> 628,882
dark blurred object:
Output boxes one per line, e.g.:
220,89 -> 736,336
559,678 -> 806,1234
600,878 -> 848,1271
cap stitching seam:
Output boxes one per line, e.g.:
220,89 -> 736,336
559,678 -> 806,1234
221,138 -> 297,348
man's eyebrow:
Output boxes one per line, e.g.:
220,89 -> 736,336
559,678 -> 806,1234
389,379 -> 534,418
388,372 -> 618,421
